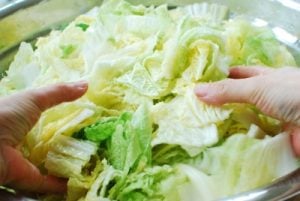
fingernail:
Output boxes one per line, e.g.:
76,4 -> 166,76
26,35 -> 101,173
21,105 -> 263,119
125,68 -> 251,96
194,84 -> 210,97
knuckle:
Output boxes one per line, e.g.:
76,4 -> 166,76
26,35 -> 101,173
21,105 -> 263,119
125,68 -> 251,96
249,85 -> 264,105
215,81 -> 230,96
31,91 -> 47,110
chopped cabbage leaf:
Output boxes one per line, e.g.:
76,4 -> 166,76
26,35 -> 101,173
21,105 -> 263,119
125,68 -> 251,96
74,104 -> 152,173
190,133 -> 298,199
224,20 -> 296,67
45,135 -> 98,177
152,86 -> 231,156
83,160 -> 174,201
160,133 -> 298,201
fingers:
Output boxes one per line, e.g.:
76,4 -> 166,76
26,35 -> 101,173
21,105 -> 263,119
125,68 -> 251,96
1,145 -> 66,193
291,132 -> 300,157
0,81 -> 88,146
284,124 -> 300,157
194,78 -> 257,105
30,81 -> 88,111
195,66 -> 273,106
229,66 -> 273,79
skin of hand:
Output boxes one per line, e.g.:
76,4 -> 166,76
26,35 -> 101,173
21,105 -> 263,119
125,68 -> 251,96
0,81 -> 88,193
194,66 -> 300,156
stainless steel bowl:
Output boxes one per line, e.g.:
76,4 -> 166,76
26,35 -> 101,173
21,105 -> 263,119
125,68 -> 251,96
0,0 -> 299,200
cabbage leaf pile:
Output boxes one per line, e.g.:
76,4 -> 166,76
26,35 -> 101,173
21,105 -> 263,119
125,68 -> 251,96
0,0 -> 298,200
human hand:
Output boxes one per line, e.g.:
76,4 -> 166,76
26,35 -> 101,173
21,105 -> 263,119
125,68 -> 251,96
0,81 -> 88,193
194,66 -> 300,156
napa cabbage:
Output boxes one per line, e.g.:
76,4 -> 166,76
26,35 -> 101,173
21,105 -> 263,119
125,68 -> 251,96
0,0 -> 298,201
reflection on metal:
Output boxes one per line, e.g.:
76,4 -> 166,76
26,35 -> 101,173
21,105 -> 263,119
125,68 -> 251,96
273,26 -> 299,47
0,0 -> 42,18
225,190 -> 268,201
252,18 -> 268,27
276,0 -> 300,12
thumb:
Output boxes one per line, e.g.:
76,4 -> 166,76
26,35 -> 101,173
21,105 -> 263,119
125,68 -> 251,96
0,81 -> 88,146
0,144 -> 66,193
194,78 -> 258,105
291,131 -> 300,157
29,81 -> 88,111
284,124 -> 300,157
229,66 -> 273,79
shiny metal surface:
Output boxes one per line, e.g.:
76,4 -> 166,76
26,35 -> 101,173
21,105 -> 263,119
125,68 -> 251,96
220,168 -> 300,201
0,0 -> 42,18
